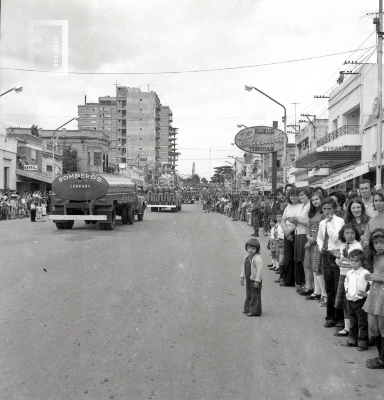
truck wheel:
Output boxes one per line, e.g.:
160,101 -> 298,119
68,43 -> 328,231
98,223 -> 106,230
191,201 -> 194,204
121,205 -> 128,224
84,221 -> 91,224
105,207 -> 116,230
138,211 -> 144,221
127,205 -> 135,225
55,222 -> 64,229
64,221 -> 74,229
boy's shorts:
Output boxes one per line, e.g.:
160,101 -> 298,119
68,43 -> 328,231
275,239 -> 284,257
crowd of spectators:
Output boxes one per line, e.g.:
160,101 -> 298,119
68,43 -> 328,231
0,190 -> 51,222
202,179 -> 384,369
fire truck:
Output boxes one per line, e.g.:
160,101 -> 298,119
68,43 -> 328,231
49,173 -> 145,230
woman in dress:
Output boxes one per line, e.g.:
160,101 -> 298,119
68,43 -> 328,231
280,187 -> 303,286
303,192 -> 327,301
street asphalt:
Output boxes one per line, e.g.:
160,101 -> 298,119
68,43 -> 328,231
0,205 -> 383,399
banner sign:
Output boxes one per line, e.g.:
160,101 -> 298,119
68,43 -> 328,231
321,163 -> 369,190
235,126 -> 286,154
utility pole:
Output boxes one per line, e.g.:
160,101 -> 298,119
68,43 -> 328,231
377,0 -> 383,189
209,147 -> 211,182
291,103 -> 300,131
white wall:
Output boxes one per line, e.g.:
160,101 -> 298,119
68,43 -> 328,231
0,135 -> 18,190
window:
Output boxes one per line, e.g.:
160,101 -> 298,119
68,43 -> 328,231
94,152 -> 102,165
91,115 -> 97,117
46,165 -> 53,172
92,121 -> 96,124
31,149 -> 37,163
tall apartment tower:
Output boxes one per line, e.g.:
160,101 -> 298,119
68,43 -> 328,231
116,86 -> 161,180
78,96 -> 117,170
169,126 -> 179,175
159,106 -> 173,174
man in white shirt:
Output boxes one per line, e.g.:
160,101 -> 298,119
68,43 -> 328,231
317,197 -> 345,328
344,249 -> 370,350
359,179 -> 377,218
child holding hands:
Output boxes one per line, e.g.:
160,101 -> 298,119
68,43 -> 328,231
334,223 -> 363,337
240,238 -> 263,317
344,249 -> 370,351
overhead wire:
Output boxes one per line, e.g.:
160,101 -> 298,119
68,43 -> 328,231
1,47 -> 373,76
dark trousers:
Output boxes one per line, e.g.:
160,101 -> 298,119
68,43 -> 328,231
283,237 -> 295,286
244,277 -> 262,315
323,261 -> 343,323
30,209 -> 36,222
295,261 -> 306,286
347,299 -> 368,347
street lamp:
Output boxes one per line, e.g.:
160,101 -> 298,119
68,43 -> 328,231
0,86 -> 23,97
226,160 -> 237,193
51,117 -> 79,181
244,85 -> 287,183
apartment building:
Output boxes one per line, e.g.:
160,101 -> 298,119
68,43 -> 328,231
115,86 -> 161,181
78,96 -> 117,170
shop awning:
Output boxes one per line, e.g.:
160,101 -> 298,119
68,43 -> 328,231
316,162 -> 369,190
16,169 -> 53,184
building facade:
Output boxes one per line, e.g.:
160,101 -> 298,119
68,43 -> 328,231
7,129 -> 63,192
290,63 -> 380,191
0,134 -> 17,191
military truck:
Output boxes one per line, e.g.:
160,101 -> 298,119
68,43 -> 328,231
49,172 -> 146,230
182,189 -> 195,204
145,184 -> 182,212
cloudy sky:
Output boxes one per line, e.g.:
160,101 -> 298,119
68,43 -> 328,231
0,0 -> 379,178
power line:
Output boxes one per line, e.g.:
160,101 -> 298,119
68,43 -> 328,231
1,47 -> 373,76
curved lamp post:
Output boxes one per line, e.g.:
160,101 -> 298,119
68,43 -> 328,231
0,86 -> 23,97
244,85 -> 287,184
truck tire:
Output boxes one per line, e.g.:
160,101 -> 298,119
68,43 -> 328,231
64,221 -> 74,229
191,201 -> 194,204
137,210 -> 144,221
172,206 -> 178,213
99,223 -> 106,230
127,205 -> 135,225
105,207 -> 116,230
84,221 -> 91,224
55,222 -> 64,229
121,205 -> 129,224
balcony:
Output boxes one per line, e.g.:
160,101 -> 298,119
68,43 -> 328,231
317,125 -> 359,147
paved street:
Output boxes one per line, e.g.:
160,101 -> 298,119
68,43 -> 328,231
0,205 -> 383,400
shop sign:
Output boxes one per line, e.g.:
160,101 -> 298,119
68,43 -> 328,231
322,146 -> 357,152
235,126 -> 286,154
24,165 -> 38,171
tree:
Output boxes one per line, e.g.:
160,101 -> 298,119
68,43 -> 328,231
61,145 -> 79,173
212,165 -> 234,183
201,177 -> 208,184
191,174 -> 200,185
